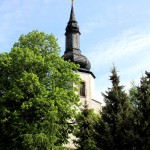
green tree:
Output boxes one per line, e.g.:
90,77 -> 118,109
73,103 -> 98,150
129,81 -> 139,108
0,30 -> 80,150
94,67 -> 133,150
133,72 -> 150,150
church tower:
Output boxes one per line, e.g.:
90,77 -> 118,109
63,3 -> 101,112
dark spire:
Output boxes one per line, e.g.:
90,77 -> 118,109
69,3 -> 76,22
65,3 -> 80,34
63,2 -> 93,73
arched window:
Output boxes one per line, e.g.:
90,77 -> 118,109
80,82 -> 86,96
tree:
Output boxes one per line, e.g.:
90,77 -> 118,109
132,72 -> 150,150
0,30 -> 80,150
129,81 -> 139,109
73,102 -> 98,150
94,67 -> 134,150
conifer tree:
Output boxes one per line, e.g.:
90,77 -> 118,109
94,67 -> 133,150
73,102 -> 98,150
133,71 -> 150,150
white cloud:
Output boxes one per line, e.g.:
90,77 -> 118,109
87,27 -> 150,104
87,27 -> 150,69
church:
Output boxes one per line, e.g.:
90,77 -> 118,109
63,3 -> 102,148
63,3 -> 102,113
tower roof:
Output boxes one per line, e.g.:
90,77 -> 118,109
65,3 -> 80,34
69,3 -> 76,22
63,3 -> 92,72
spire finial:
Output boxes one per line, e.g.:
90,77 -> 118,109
69,0 -> 76,21
71,0 -> 74,8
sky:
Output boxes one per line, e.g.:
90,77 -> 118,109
0,0 -> 150,104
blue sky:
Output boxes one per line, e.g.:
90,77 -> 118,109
0,0 -> 150,104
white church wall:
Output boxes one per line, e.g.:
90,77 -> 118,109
77,71 -> 101,111
90,99 -> 102,113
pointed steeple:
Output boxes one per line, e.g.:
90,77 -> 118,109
63,3 -> 92,72
65,3 -> 80,35
69,3 -> 76,22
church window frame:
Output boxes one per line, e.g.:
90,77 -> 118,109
80,81 -> 86,97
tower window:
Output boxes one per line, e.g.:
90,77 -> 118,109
80,82 -> 86,97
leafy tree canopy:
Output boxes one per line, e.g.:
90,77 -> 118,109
0,30 -> 80,150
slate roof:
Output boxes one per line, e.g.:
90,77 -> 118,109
63,3 -> 91,72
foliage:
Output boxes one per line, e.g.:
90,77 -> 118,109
129,72 -> 150,150
0,30 -> 80,150
73,104 -> 98,150
94,67 -> 134,150
129,81 -> 139,109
